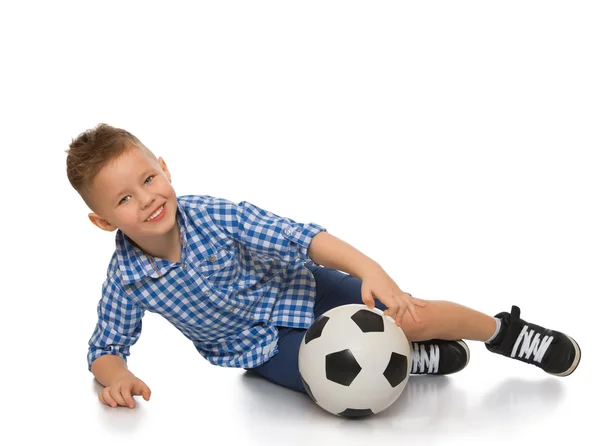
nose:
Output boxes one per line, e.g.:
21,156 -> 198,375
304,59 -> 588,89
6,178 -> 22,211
140,189 -> 155,210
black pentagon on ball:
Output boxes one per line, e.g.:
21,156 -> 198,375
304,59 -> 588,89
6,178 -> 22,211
351,309 -> 384,333
305,315 -> 330,344
383,352 -> 408,387
300,375 -> 317,402
326,349 -> 362,386
338,408 -> 375,418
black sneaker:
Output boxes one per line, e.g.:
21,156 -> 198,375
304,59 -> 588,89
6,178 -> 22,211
486,305 -> 581,377
410,340 -> 470,375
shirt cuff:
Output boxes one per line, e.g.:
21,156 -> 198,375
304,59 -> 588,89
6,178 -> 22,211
282,222 -> 327,260
88,346 -> 129,371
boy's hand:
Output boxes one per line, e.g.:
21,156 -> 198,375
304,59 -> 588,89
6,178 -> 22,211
360,265 -> 427,327
98,373 -> 151,409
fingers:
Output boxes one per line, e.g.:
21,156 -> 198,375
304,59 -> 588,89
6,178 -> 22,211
111,388 -> 129,408
395,308 -> 405,327
361,291 -> 375,309
389,296 -> 423,327
98,389 -> 110,406
408,302 -> 421,324
412,297 -> 428,308
134,381 -> 152,401
383,304 -> 399,320
98,385 -> 138,409
121,387 -> 135,409
400,293 -> 425,325
364,285 -> 424,327
99,387 -> 121,408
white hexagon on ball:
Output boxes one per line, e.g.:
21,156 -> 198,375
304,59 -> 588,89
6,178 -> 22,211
298,304 -> 411,417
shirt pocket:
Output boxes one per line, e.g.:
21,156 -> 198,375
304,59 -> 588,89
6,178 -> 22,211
198,248 -> 240,288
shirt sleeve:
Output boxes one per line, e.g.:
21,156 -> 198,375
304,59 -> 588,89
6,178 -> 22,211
87,275 -> 145,371
207,197 -> 327,264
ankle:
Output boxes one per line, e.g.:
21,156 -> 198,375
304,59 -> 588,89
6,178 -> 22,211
485,317 -> 504,344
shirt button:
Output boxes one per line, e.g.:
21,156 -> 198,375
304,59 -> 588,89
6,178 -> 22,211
209,255 -> 217,263
284,228 -> 292,236
183,263 -> 188,269
228,305 -> 233,311
204,290 -> 210,296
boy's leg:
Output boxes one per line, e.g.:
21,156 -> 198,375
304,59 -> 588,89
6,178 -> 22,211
307,264 -> 496,342
307,265 -> 581,377
248,265 -> 581,392
246,326 -> 308,393
307,264 -> 470,375
247,265 -> 483,390
393,299 -> 499,342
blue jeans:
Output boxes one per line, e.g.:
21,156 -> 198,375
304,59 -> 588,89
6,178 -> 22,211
246,264 -> 387,393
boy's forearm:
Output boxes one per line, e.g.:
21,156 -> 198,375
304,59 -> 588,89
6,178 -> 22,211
307,231 -> 381,280
91,354 -> 134,387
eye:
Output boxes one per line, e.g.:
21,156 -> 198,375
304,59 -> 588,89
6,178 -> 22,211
119,196 -> 131,205
144,175 -> 154,184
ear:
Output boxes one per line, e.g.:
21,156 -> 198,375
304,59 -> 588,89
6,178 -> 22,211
88,212 -> 118,232
158,157 -> 172,183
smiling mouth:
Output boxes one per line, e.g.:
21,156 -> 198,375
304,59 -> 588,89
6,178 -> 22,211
145,204 -> 165,221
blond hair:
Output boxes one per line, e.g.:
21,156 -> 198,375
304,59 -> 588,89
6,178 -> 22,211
66,123 -> 155,207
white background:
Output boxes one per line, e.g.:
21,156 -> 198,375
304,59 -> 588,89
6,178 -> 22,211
1,1 -> 598,445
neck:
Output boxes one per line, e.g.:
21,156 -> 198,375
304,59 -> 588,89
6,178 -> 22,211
130,221 -> 182,263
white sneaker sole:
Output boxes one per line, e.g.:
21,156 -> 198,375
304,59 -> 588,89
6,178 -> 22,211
456,340 -> 470,368
550,334 -> 581,377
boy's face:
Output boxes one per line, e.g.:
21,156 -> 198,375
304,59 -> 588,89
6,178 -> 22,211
87,146 -> 178,243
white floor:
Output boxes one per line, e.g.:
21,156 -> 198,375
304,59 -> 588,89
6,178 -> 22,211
2,2 -> 599,445
6,307 -> 595,446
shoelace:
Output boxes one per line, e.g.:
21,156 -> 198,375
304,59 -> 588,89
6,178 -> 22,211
511,325 -> 554,363
411,342 -> 440,373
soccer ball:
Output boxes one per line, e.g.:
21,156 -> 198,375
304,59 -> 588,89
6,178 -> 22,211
298,304 -> 411,417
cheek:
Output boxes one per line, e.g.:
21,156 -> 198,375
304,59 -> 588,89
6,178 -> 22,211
119,207 -> 140,224
162,181 -> 177,198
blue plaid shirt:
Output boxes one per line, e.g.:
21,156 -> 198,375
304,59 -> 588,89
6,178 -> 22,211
87,195 -> 327,370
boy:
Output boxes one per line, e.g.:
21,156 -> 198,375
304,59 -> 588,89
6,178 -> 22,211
66,124 -> 581,409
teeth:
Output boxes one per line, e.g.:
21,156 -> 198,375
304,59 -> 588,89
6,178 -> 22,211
146,205 -> 164,221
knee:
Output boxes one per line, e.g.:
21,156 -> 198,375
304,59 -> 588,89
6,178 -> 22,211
403,299 -> 447,341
